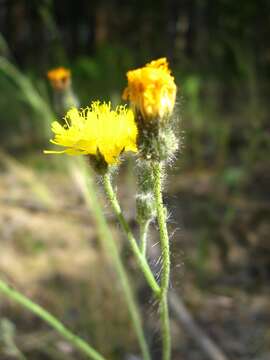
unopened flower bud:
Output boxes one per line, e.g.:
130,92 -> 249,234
47,67 -> 71,91
136,193 -> 155,224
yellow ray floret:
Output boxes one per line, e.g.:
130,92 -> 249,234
123,58 -> 177,120
44,101 -> 138,165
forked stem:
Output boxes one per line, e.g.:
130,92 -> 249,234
102,172 -> 161,298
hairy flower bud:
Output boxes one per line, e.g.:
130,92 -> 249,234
123,58 -> 179,162
136,193 -> 155,224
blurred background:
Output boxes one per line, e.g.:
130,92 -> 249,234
0,0 -> 269,359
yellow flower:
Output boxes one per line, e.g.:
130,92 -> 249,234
47,67 -> 71,90
44,101 -> 138,165
123,58 -> 177,120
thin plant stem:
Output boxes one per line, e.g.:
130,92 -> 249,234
0,279 -> 107,360
102,172 -> 161,298
140,220 -> 150,257
73,159 -> 151,360
159,297 -> 170,360
152,161 -> 171,360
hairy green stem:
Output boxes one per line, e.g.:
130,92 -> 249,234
152,161 -> 171,360
159,297 -> 170,360
76,160 -> 151,360
0,279 -> 106,360
103,173 -> 161,298
140,220 -> 150,257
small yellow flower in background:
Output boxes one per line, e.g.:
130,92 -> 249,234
44,101 -> 138,165
47,67 -> 71,90
123,58 -> 177,120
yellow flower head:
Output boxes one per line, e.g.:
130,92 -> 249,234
44,101 -> 138,165
47,67 -> 71,90
123,58 -> 177,120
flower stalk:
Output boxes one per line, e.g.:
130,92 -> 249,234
102,172 -> 161,298
123,57 -> 177,360
152,161 -> 171,360
75,159 -> 151,360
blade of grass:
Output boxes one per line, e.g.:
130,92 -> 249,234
0,56 -> 53,136
0,279 -> 107,360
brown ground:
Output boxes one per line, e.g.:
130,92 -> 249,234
0,156 -> 269,360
